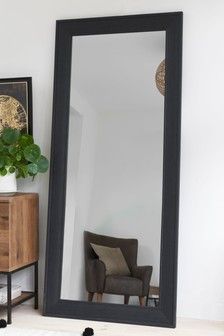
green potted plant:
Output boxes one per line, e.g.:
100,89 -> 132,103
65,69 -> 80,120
0,127 -> 49,193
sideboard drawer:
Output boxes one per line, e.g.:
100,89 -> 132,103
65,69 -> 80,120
0,229 -> 9,269
0,193 -> 38,271
0,202 -> 9,230
0,202 -> 9,217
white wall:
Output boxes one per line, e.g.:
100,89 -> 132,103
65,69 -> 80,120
0,0 -> 224,322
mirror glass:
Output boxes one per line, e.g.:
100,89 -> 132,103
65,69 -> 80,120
61,31 -> 165,307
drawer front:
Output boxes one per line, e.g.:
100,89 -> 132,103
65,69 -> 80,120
0,237 -> 9,257
0,203 -> 9,270
0,231 -> 9,270
0,202 -> 9,230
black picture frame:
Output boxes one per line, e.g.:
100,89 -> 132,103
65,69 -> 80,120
44,12 -> 182,328
0,77 -> 33,135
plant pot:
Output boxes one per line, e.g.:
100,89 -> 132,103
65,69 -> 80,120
0,172 -> 17,194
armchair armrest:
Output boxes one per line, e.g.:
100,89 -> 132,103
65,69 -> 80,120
86,259 -> 106,293
131,265 -> 153,296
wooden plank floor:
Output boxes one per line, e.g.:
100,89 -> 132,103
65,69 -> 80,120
2,305 -> 224,336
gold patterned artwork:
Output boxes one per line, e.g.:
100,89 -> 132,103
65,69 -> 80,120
155,59 -> 165,96
0,95 -> 27,132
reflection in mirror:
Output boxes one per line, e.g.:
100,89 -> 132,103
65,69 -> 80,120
61,31 -> 165,308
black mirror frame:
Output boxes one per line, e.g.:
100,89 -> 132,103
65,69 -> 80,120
43,12 -> 183,328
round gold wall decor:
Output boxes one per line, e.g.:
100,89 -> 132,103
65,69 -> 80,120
155,59 -> 165,96
0,95 -> 27,132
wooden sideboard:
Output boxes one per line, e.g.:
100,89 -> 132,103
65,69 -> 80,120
0,192 -> 39,272
0,192 -> 39,324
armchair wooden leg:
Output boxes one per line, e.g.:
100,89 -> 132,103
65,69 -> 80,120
139,296 -> 145,307
88,292 -> 94,302
124,295 -> 130,304
96,293 -> 103,303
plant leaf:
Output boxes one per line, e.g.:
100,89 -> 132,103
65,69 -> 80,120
2,128 -> 20,145
28,163 -> 38,175
16,152 -> 22,161
8,145 -> 18,156
0,140 -> 4,152
0,168 -> 7,176
17,165 -> 28,178
8,166 -> 16,174
23,144 -> 41,163
5,156 -> 13,166
0,157 -> 4,168
19,134 -> 34,148
36,155 -> 49,173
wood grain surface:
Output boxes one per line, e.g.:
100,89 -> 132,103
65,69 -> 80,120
0,193 -> 39,272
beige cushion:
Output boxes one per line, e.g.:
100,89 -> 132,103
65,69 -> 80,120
90,243 -> 131,276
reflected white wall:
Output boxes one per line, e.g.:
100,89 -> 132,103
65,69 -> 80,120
62,89 -> 98,300
61,32 -> 165,304
61,106 -> 83,298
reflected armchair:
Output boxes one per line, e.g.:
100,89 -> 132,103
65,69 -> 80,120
84,231 -> 153,306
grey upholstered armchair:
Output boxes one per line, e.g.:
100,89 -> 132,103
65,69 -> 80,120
84,231 -> 153,306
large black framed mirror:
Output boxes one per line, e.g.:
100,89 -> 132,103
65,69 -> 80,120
44,12 -> 182,328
